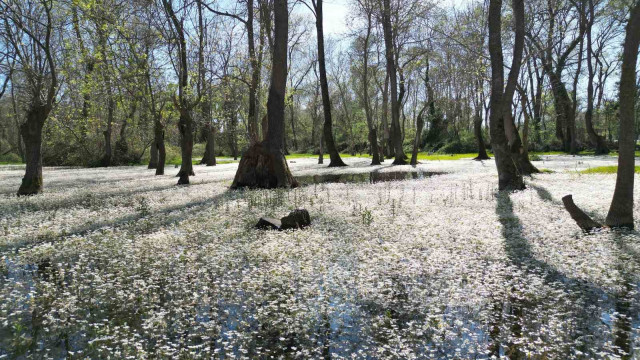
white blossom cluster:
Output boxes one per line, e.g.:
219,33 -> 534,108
0,155 -> 638,359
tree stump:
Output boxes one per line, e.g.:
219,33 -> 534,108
562,195 -> 603,232
255,209 -> 311,231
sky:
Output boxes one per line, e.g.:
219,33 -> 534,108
322,0 -> 477,35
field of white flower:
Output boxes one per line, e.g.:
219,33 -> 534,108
0,155 -> 638,359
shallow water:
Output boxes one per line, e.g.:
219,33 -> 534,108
1,158 -> 639,358
295,170 -> 445,185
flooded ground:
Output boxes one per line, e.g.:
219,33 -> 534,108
0,156 -> 638,358
295,170 -> 445,185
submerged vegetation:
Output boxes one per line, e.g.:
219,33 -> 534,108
0,0 -> 639,356
1,155 -> 639,358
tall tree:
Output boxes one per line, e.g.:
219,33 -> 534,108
604,0 -> 640,228
231,0 -> 297,188
563,1 -> 640,231
527,0 -> 585,154
380,0 -> 406,164
488,0 -> 527,190
202,0 -> 262,145
161,0 -> 201,185
311,0 -> 347,167
583,0 -> 609,154
2,0 -> 58,195
355,0 -> 381,165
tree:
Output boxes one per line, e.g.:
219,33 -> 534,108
583,0 -> 609,154
202,0 -> 263,145
161,0 -> 202,185
2,0 -> 58,195
488,0 -> 526,190
355,0 -> 381,165
231,0 -> 297,189
563,0 -> 640,230
311,0 -> 347,167
526,0 -> 585,154
380,0 -> 406,165
604,0 -> 639,228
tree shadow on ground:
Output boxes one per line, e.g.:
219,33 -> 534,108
610,231 -> 640,359
529,183 -> 603,222
0,188 -> 236,254
494,191 -> 610,358
496,191 -> 605,293
532,183 -> 639,358
0,177 -> 231,218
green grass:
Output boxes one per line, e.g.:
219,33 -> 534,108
285,153 -> 370,160
579,165 -> 640,174
166,158 -> 236,166
285,152 -> 484,161
416,153 -> 482,160
0,161 -> 23,165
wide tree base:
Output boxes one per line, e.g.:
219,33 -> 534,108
519,156 -> 540,175
231,142 -> 298,189
327,154 -> 348,167
176,169 -> 195,185
18,176 -> 43,196
473,153 -> 491,161
392,158 -> 408,165
328,161 -> 347,167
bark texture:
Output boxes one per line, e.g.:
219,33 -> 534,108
381,0 -> 406,165
231,0 -> 297,189
562,195 -> 602,232
200,124 -> 216,166
18,106 -> 46,196
488,0 -> 526,191
605,1 -> 640,229
315,0 -> 346,167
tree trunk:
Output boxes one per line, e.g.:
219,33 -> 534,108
177,110 -> 195,184
410,109 -> 425,166
290,96 -> 298,150
231,0 -> 297,189
115,101 -> 135,165
148,140 -> 158,169
18,105 -> 47,196
547,69 -> 575,153
316,0 -> 346,167
605,1 -> 640,229
155,119 -> 166,176
360,8 -> 380,166
488,0 -> 525,191
381,0 -> 406,165
381,74 -> 390,158
102,97 -> 114,167
318,132 -> 324,164
473,113 -> 490,160
370,128 -> 381,165
585,0 -> 609,155
200,123 -> 216,166
247,0 -> 261,145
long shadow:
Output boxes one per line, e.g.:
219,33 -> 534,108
0,188 -> 235,254
496,191 -> 606,293
530,184 -> 603,222
0,177 -> 231,219
533,183 -> 639,357
494,191 -> 610,358
610,231 -> 640,359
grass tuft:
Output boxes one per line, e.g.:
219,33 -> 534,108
579,165 -> 640,174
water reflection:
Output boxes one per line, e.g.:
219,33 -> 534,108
295,171 -> 444,185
